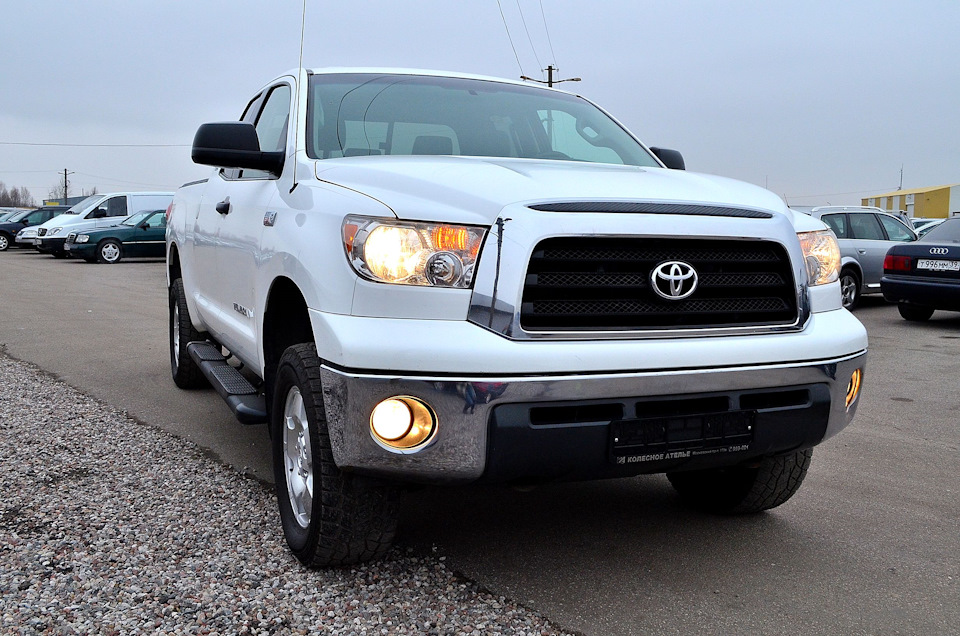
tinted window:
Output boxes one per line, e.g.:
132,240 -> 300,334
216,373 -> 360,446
821,214 -> 848,238
106,196 -> 128,217
306,74 -> 659,166
849,213 -> 885,240
877,214 -> 915,242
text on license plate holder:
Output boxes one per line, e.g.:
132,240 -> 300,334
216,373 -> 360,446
609,410 -> 755,464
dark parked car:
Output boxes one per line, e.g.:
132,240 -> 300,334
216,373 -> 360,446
64,209 -> 167,263
0,206 -> 69,251
882,217 -> 960,320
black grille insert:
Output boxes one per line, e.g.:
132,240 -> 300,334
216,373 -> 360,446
521,237 -> 798,330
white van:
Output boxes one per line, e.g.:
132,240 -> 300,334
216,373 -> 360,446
33,192 -> 173,257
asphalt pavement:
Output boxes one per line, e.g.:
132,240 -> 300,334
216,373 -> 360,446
1,248 -> 957,635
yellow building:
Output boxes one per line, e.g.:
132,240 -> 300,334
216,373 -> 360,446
863,184 -> 960,220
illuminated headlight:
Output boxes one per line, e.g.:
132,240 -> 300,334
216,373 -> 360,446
342,216 -> 485,287
798,230 -> 840,286
75,234 -> 90,244
49,227 -> 62,236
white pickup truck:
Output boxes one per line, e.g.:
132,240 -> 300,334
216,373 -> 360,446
166,68 -> 868,567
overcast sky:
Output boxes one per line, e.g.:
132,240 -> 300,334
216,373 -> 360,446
2,0 -> 958,206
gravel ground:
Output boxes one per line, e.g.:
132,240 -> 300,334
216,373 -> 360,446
0,353 -> 574,635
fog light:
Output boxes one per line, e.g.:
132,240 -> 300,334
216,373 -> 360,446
845,369 -> 863,409
370,396 -> 436,450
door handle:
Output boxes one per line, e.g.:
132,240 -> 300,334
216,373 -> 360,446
857,249 -> 866,254
216,198 -> 231,215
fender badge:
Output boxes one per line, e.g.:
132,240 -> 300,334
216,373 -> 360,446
263,211 -> 277,227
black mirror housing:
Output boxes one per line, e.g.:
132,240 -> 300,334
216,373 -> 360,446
192,122 -> 284,175
650,147 -> 686,170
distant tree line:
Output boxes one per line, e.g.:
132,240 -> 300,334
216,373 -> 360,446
0,182 -> 36,208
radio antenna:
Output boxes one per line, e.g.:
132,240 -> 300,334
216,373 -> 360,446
290,0 -> 307,193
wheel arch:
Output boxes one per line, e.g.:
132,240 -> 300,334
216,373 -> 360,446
839,258 -> 863,285
262,276 -> 314,410
167,242 -> 182,286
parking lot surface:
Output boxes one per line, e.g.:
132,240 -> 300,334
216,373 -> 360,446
1,249 -> 958,634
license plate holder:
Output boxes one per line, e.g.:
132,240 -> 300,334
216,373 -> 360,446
610,410 -> 754,465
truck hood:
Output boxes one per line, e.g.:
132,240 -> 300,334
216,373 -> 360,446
314,156 -> 794,226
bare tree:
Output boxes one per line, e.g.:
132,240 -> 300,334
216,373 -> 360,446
0,182 -> 36,207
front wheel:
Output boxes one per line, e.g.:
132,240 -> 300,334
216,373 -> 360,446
898,302 -> 934,321
0,233 -> 11,251
97,239 -> 122,264
272,343 -> 398,567
169,278 -> 208,388
667,449 -> 812,514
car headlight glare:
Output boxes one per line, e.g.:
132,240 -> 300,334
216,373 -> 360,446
76,234 -> 90,243
343,216 -> 485,287
798,230 -> 840,286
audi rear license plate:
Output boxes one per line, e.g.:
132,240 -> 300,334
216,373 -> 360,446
917,259 -> 960,271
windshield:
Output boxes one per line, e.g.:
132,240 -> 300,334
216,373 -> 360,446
8,209 -> 35,222
64,195 -> 103,215
919,218 -> 960,243
306,73 -> 660,167
121,210 -> 153,226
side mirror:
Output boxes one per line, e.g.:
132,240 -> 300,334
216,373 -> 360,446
21,218 -> 29,224
650,147 -> 686,170
192,122 -> 284,176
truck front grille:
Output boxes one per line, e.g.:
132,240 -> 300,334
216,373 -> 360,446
520,237 -> 798,331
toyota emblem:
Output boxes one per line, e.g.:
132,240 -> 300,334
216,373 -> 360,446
651,261 -> 698,300
929,247 -> 949,255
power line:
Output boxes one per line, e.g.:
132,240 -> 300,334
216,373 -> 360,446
515,0 -> 543,76
0,141 -> 189,148
539,0 -> 558,67
786,186 -> 898,199
496,0 -> 525,76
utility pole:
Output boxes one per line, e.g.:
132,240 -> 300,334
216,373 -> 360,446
898,165 -> 903,191
61,168 -> 74,204
521,65 -> 581,88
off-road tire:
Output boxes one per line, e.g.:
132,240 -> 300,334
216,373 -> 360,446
667,449 -> 813,514
169,278 -> 208,389
272,343 -> 398,567
839,268 -> 861,310
898,302 -> 934,322
0,232 -> 11,251
97,239 -> 122,264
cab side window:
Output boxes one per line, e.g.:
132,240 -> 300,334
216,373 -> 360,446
821,214 -> 848,239
848,213 -> 884,240
877,214 -> 915,242
237,84 -> 291,180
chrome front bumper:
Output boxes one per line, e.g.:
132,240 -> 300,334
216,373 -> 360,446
320,351 -> 866,483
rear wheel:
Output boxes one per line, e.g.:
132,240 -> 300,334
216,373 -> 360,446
898,302 -> 934,321
272,343 -> 398,567
839,268 -> 861,310
97,239 -> 122,264
667,449 -> 812,514
169,278 -> 208,388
